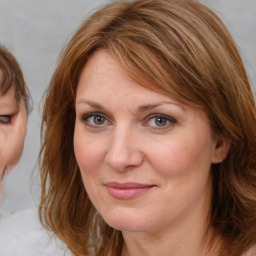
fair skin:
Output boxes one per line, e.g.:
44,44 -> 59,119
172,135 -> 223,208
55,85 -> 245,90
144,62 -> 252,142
74,50 -> 229,256
0,70 -> 27,203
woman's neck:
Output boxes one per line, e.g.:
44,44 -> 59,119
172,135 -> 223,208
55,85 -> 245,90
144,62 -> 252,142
121,225 -> 220,256
120,197 -> 220,256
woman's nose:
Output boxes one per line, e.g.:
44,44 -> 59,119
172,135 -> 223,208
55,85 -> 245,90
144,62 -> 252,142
104,128 -> 144,172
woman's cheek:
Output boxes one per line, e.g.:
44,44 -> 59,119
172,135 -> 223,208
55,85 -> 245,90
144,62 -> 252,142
0,117 -> 27,171
3,135 -> 24,171
8,138 -> 25,169
74,131 -> 104,174
0,127 -> 10,171
10,114 -> 27,168
146,139 -> 185,176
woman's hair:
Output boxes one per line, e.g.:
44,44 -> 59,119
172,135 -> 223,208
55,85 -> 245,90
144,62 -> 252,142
39,0 -> 256,255
0,46 -> 30,112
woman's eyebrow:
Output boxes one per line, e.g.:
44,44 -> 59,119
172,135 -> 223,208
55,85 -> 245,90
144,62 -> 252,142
137,101 -> 185,112
76,99 -> 104,109
76,99 -> 186,112
0,102 -> 19,112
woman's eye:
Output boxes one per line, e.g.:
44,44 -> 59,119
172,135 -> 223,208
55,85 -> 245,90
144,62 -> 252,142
147,114 -> 176,128
0,115 -> 11,124
154,117 -> 168,127
82,113 -> 108,127
92,115 -> 106,125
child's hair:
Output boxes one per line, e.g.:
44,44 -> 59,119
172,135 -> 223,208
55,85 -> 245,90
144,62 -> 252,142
0,45 -> 31,111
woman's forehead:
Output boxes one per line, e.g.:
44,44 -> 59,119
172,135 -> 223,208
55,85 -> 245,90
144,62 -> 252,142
0,87 -> 17,103
0,68 -> 12,94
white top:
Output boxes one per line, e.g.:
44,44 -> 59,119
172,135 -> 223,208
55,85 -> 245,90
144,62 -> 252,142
1,208 -> 255,256
0,208 -> 71,256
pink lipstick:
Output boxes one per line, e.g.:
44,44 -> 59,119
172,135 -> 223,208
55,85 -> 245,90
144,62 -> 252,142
104,182 -> 155,200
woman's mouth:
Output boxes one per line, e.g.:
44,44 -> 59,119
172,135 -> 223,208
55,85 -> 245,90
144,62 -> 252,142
104,182 -> 156,200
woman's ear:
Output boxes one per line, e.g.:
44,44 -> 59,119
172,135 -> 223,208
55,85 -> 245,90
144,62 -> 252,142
212,137 -> 230,164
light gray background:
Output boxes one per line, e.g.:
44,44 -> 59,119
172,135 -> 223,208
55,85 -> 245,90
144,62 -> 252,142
0,0 -> 255,212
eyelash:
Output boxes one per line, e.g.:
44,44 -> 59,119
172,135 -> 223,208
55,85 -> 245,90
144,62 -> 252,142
0,115 -> 12,124
81,112 -> 176,129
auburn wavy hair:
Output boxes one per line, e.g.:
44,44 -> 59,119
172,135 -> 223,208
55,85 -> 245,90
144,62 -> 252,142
39,0 -> 256,255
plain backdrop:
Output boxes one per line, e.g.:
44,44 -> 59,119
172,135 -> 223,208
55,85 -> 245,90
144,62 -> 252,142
0,0 -> 255,213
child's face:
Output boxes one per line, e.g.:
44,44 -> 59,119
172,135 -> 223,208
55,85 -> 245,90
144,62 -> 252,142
0,76 -> 27,174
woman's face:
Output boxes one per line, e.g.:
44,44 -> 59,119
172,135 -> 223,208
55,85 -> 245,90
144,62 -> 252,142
0,73 -> 27,174
74,50 -> 221,234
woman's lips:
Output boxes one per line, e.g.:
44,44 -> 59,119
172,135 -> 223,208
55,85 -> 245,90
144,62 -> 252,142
104,182 -> 155,200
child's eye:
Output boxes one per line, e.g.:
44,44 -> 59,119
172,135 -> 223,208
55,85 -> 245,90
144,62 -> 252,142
82,112 -> 108,127
0,115 -> 11,124
146,114 -> 176,128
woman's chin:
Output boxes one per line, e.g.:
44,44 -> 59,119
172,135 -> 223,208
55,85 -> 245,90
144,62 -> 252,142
101,209 -> 153,233
106,219 -> 147,233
